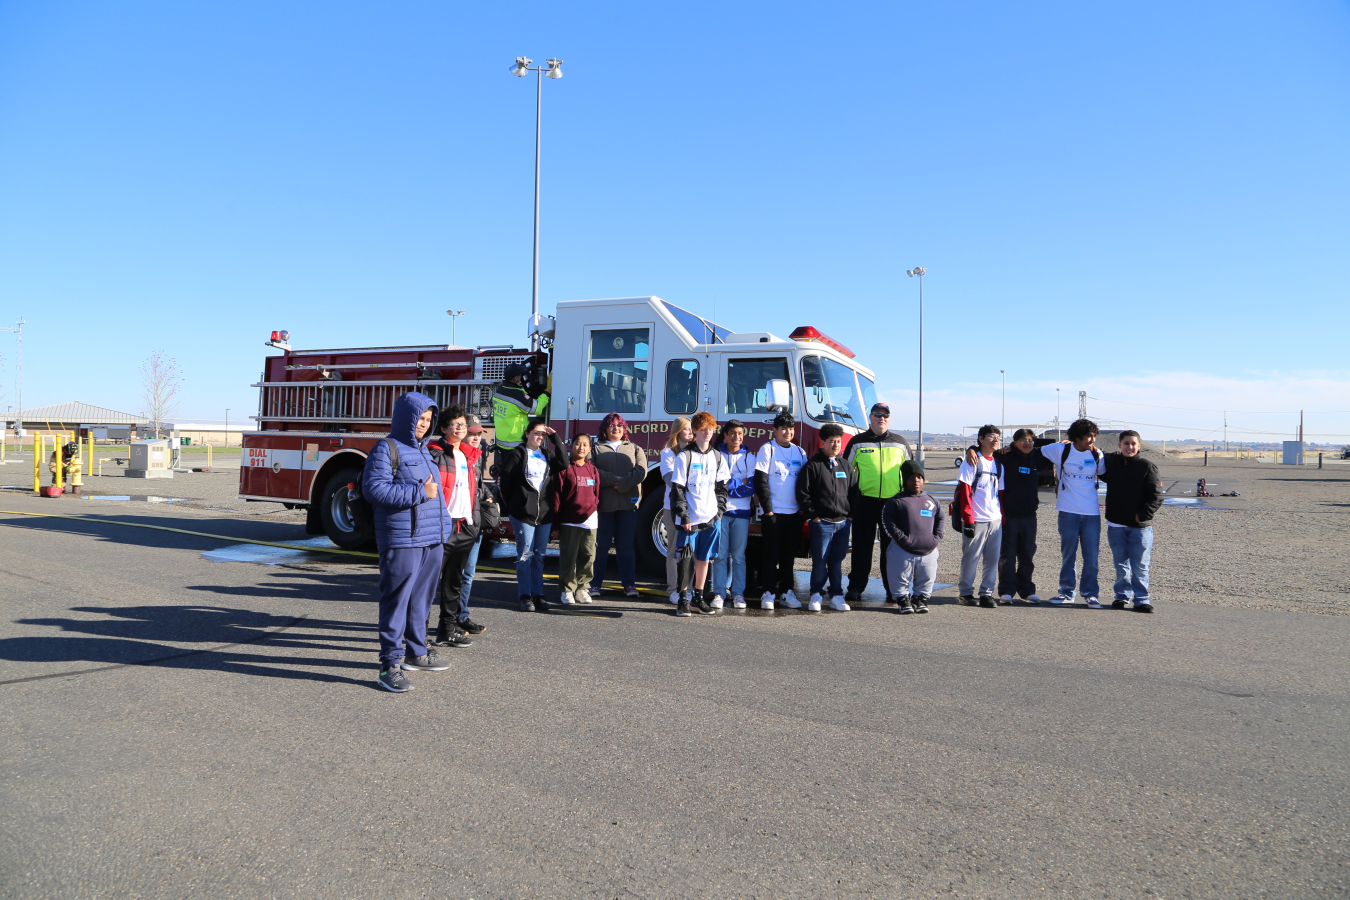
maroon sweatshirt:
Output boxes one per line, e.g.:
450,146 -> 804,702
549,461 -> 601,525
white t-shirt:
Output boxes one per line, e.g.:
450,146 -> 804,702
672,445 -> 730,526
446,446 -> 472,519
525,449 -> 548,493
721,447 -> 756,515
755,440 -> 808,515
958,454 -> 1005,522
660,446 -> 679,511
1047,444 -> 1105,517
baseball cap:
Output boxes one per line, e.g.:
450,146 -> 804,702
870,402 -> 891,416
464,413 -> 484,434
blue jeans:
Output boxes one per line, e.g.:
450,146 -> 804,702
1057,512 -> 1101,599
591,509 -> 637,591
712,515 -> 750,598
1107,525 -> 1153,604
457,535 -> 482,622
809,519 -> 851,597
510,516 -> 552,597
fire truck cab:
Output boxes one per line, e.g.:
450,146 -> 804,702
241,296 -> 879,567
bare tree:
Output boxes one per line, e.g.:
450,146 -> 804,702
140,352 -> 183,439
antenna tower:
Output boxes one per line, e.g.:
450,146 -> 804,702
1077,390 -> 1087,420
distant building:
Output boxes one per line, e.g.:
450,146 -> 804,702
6,402 -> 148,441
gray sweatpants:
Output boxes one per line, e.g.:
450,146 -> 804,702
885,543 -> 939,599
959,520 -> 1002,597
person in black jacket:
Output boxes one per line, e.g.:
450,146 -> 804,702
496,417 -> 569,612
996,430 -> 1054,604
1099,430 -> 1163,612
881,460 -> 946,614
796,423 -> 858,612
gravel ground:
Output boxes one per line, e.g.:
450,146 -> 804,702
4,449 -> 1346,616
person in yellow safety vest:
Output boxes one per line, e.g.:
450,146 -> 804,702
49,441 -> 83,495
842,401 -> 913,604
492,363 -> 549,450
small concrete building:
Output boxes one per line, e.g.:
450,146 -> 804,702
6,402 -> 148,442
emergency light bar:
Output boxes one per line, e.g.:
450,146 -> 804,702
265,329 -> 292,352
789,326 -> 855,359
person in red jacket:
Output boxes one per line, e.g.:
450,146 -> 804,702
427,405 -> 483,645
550,433 -> 603,605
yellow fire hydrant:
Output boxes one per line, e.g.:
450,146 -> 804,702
49,441 -> 83,495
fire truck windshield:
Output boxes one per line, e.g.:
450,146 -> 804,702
802,355 -> 870,428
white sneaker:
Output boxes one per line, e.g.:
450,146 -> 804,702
560,592 -> 576,605
829,595 -> 851,611
999,594 -> 1014,605
1027,594 -> 1042,604
732,594 -> 746,609
575,589 -> 592,604
1085,597 -> 1102,609
710,595 -> 724,610
760,592 -> 775,610
1051,594 -> 1073,604
782,594 -> 803,609
669,591 -> 680,605
807,597 -> 823,612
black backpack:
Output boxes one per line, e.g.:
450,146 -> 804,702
1057,444 -> 1102,493
349,437 -> 400,531
948,455 -> 1003,525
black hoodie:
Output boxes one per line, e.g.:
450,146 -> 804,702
1099,452 -> 1163,528
796,451 -> 858,521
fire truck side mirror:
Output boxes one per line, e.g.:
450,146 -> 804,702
765,379 -> 790,412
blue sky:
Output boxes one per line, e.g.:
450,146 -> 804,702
2,1 -> 1347,442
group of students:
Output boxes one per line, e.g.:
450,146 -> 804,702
361,390 -> 1163,693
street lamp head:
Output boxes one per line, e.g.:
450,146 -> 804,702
545,58 -> 563,79
511,56 -> 532,76
913,266 -> 926,276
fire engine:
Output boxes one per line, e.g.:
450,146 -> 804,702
240,297 -> 879,568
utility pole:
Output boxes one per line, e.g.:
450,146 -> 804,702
1056,388 -> 1061,441
510,56 -> 563,351
1224,410 -> 1228,452
0,320 -> 23,437
1000,369 -> 1006,438
1078,390 -> 1087,421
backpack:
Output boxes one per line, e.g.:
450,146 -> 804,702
948,455 -> 1004,525
1057,444 -> 1102,493
349,437 -> 400,531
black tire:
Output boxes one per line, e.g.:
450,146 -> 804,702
319,467 -> 375,550
635,489 -> 669,574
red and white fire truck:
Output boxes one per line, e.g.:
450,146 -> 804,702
240,296 -> 880,567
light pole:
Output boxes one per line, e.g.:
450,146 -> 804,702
1056,388 -> 1061,441
446,310 -> 466,346
905,267 -> 926,461
1000,369 -> 1006,438
225,409 -> 230,448
510,55 -> 563,351
0,319 -> 23,434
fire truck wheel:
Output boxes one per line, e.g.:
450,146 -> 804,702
635,489 -> 668,574
319,467 -> 374,551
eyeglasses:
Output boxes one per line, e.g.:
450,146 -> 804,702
872,413 -> 890,419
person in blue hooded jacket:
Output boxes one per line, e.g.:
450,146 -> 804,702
363,391 -> 451,693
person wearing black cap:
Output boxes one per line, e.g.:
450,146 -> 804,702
881,460 -> 945,614
753,412 -> 809,609
842,401 -> 914,603
492,362 -> 548,451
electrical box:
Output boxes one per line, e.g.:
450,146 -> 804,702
127,439 -> 174,478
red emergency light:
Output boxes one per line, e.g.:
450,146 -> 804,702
789,326 -> 855,359
270,330 -> 290,342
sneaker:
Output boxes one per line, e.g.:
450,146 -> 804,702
403,652 -> 450,672
1025,595 -> 1041,605
669,591 -> 681,605
898,597 -> 915,615
575,589 -> 593,605
1051,595 -> 1073,605
828,596 -> 850,612
676,596 -> 692,617
710,595 -> 724,610
1111,599 -> 1128,610
760,592 -> 775,610
1085,597 -> 1102,609
845,590 -> 863,605
458,618 -> 486,635
914,597 -> 930,614
958,595 -> 978,606
695,594 -> 716,616
782,594 -> 803,609
809,592 -> 824,609
433,629 -> 473,648
978,596 -> 998,609
519,596 -> 536,613
1134,602 -> 1155,613
560,591 -> 576,605
624,588 -> 640,599
807,597 -> 823,612
533,595 -> 550,612
732,595 -> 747,609
999,594 -> 1014,605
376,667 -> 414,693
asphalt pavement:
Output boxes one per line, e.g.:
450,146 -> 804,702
1,490 -> 1347,899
